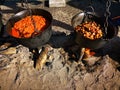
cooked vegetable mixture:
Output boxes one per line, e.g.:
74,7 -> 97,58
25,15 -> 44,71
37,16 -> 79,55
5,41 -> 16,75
11,15 -> 47,38
75,21 -> 103,40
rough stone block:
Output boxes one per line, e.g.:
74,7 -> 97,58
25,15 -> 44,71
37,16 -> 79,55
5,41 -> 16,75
49,0 -> 66,7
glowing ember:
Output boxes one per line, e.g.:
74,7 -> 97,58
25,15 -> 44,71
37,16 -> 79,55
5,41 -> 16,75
84,48 -> 95,58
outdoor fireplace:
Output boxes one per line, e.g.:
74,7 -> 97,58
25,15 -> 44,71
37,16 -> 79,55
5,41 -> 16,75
0,0 -> 120,90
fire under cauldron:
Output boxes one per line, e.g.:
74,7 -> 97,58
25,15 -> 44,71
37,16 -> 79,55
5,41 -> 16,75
71,11 -> 119,50
5,9 -> 52,49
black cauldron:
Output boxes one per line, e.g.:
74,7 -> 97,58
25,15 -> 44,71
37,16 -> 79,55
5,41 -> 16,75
71,12 -> 118,49
5,9 -> 53,48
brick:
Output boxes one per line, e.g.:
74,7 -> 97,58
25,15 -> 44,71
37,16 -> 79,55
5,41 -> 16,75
49,0 -> 66,7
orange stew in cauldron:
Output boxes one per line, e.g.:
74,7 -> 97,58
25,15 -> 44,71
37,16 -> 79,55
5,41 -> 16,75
11,15 -> 47,38
75,21 -> 103,40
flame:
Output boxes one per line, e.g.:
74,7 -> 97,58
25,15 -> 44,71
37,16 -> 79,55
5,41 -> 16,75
84,48 -> 95,58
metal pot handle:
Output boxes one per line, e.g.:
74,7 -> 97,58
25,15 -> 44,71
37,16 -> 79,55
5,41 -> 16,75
83,6 -> 96,20
21,0 -> 39,35
71,6 -> 95,28
84,6 -> 95,15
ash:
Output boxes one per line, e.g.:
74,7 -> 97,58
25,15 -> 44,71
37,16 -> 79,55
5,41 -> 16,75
0,0 -> 120,90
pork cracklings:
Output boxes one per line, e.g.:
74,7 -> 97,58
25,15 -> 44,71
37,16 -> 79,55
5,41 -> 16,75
75,21 -> 103,40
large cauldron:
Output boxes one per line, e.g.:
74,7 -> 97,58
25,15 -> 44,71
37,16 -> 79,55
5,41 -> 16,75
5,9 -> 52,48
71,11 -> 118,49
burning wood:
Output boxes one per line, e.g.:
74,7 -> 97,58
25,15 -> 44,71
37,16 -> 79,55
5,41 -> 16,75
35,47 -> 48,70
0,47 -> 17,55
0,43 -> 12,50
78,48 -> 96,62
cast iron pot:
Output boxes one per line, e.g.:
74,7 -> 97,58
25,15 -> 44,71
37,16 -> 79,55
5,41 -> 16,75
71,12 -> 118,49
5,9 -> 53,48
